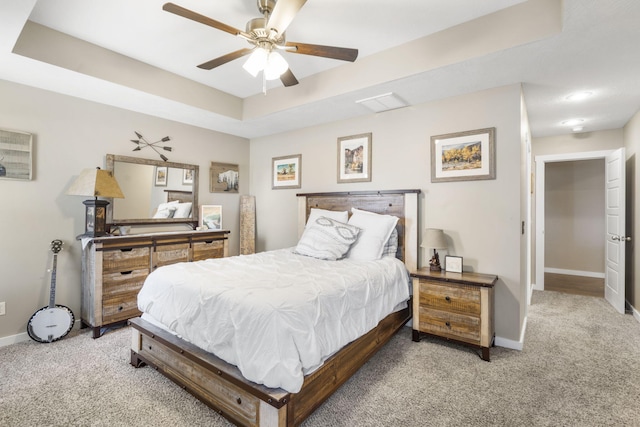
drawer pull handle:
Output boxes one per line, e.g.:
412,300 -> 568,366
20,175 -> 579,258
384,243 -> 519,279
445,321 -> 451,328
236,397 -> 242,405
120,248 -> 133,252
204,240 -> 213,244
445,296 -> 451,302
118,306 -> 124,312
120,271 -> 133,275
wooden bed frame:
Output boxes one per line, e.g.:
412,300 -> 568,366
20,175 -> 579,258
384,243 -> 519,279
129,189 -> 420,427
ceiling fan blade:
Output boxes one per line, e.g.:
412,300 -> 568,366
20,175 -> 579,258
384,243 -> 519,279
285,41 -> 358,62
197,48 -> 254,70
163,2 -> 243,37
266,0 -> 307,35
280,68 -> 299,87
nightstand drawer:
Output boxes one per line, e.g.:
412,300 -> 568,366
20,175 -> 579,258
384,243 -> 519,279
418,280 -> 481,316
418,307 -> 480,344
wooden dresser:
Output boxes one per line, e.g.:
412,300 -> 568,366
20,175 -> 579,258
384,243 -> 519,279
411,268 -> 497,361
81,230 -> 229,338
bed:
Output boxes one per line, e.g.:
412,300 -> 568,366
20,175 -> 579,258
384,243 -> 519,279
129,189 -> 420,427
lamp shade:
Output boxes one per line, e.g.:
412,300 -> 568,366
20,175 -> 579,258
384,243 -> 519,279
420,228 -> 448,249
66,167 -> 124,199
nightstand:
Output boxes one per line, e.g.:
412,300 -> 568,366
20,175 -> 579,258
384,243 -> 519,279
410,268 -> 497,361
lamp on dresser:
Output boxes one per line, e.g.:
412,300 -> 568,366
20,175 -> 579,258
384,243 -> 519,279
420,228 -> 448,271
66,167 -> 124,237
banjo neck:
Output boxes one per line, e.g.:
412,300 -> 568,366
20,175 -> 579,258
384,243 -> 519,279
49,252 -> 58,309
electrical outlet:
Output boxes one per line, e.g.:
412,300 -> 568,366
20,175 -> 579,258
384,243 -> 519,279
0,302 -> 5,316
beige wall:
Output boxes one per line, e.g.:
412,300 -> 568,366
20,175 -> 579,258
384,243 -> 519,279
250,84 -> 526,343
624,110 -> 640,314
0,79 -> 249,343
544,160 -> 605,273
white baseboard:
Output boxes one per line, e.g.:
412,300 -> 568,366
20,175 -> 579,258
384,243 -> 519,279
0,320 -> 82,348
544,267 -> 605,279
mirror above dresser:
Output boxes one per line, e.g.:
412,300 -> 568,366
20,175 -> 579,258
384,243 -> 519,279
105,154 -> 198,229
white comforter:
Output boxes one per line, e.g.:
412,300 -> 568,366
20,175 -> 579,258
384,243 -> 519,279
137,248 -> 410,393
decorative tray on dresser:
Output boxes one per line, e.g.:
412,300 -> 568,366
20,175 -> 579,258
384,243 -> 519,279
410,268 -> 497,361
80,230 -> 229,338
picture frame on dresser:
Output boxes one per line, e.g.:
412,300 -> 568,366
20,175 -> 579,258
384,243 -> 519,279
445,255 -> 463,273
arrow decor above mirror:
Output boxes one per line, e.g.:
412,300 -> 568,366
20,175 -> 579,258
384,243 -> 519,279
130,131 -> 172,161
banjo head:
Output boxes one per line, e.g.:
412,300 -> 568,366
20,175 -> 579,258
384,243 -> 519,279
27,305 -> 74,343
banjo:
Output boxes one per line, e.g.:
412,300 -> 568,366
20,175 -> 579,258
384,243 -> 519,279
27,240 -> 75,343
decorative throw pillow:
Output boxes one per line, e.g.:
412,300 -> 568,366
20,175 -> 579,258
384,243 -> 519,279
382,228 -> 399,258
306,208 -> 349,228
172,202 -> 192,219
294,216 -> 361,261
346,208 -> 399,261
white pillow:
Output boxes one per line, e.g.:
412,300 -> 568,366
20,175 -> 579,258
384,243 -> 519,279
172,202 -> 192,219
294,216 -> 360,261
346,208 -> 399,261
306,208 -> 349,228
157,200 -> 179,211
153,207 -> 175,218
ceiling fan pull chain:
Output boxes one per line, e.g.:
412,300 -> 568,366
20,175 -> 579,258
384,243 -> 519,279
263,71 -> 267,95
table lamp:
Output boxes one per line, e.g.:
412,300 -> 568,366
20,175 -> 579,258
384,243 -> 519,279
420,228 -> 448,271
66,167 -> 124,237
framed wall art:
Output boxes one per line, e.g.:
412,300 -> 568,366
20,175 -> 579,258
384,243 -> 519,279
200,204 -> 222,230
154,166 -> 168,186
431,127 -> 495,183
210,162 -> 239,193
0,128 -> 33,181
182,168 -> 194,185
445,255 -> 463,273
272,154 -> 301,189
337,132 -> 372,183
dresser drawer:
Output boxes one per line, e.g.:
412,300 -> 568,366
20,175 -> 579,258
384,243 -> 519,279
102,268 -> 149,297
418,280 -> 481,316
102,247 -> 150,272
192,240 -> 225,261
418,307 -> 481,344
153,243 -> 190,269
103,291 -> 141,324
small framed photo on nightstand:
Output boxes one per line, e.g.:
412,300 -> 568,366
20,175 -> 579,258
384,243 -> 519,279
445,256 -> 463,273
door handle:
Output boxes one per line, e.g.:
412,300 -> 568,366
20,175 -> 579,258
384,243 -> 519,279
611,235 -> 632,242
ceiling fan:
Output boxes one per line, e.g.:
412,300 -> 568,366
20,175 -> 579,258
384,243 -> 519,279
163,0 -> 358,88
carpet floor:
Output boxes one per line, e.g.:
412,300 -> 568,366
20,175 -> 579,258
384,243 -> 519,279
1,290 -> 639,426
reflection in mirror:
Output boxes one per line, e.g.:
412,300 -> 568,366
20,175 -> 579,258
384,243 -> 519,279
105,154 -> 198,227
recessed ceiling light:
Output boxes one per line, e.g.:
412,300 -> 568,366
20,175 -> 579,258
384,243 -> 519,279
565,91 -> 593,101
561,118 -> 585,126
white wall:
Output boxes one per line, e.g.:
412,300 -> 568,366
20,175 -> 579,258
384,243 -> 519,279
250,84 -> 526,343
0,79 -> 249,343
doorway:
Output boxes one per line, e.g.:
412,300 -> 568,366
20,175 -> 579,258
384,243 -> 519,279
533,149 -> 627,313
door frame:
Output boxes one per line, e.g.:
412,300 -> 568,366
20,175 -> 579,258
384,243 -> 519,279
533,149 -> 614,297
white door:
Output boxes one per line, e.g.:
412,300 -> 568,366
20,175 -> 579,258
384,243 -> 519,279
605,148 -> 627,314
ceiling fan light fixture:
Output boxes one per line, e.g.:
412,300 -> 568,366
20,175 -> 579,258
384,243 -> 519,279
264,51 -> 288,80
243,48 -> 269,77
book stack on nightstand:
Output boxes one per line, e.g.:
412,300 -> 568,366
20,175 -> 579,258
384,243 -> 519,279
410,268 -> 497,361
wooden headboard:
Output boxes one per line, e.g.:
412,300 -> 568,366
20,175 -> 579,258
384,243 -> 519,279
296,190 -> 420,271
165,190 -> 192,204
